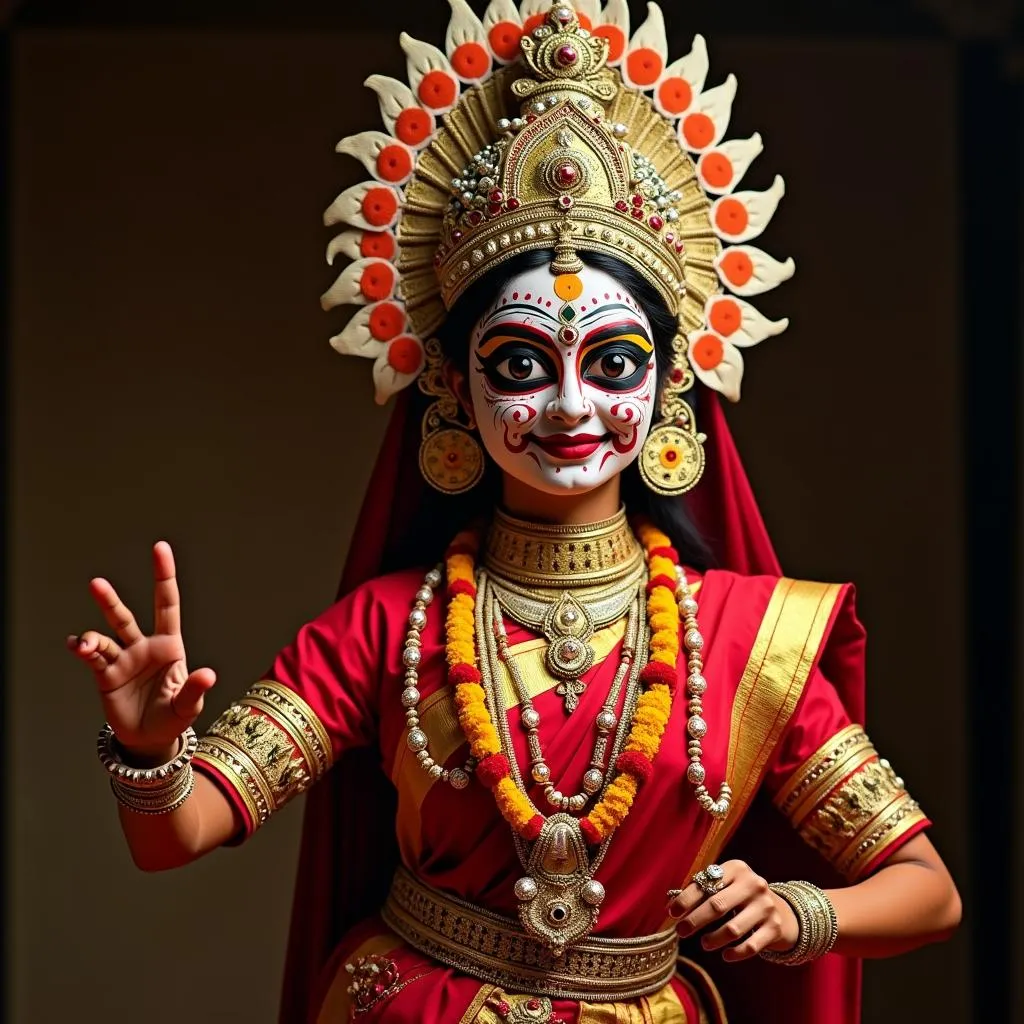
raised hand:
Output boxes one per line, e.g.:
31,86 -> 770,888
68,542 -> 217,761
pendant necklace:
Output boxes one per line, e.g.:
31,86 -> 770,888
478,570 -> 647,954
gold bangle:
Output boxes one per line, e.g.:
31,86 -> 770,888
761,881 -> 838,966
97,724 -> 198,815
110,765 -> 195,814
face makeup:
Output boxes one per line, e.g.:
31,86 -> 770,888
468,263 -> 658,495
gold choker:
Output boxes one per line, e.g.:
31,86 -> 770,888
484,507 -> 643,589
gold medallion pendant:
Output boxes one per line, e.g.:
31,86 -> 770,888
542,592 -> 595,712
513,814 -> 606,955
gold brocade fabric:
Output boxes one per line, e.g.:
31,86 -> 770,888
195,681 -> 333,830
773,723 -> 928,880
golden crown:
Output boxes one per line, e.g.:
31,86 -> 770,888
322,0 -> 793,411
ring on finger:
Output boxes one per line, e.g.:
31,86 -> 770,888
693,863 -> 727,897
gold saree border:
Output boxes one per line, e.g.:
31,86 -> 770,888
195,680 -> 333,832
774,724 -> 928,880
673,578 -> 843,906
392,620 -> 627,866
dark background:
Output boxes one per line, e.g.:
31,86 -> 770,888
3,1 -> 1020,1022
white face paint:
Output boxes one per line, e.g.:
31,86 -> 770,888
467,263 -> 658,495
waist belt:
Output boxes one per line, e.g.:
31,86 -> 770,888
381,866 -> 679,1001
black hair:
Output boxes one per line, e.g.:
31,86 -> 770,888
393,248 -> 713,572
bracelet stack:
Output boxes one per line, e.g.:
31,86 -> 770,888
97,724 -> 198,815
760,881 -> 839,966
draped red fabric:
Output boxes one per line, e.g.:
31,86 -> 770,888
279,389 -> 866,1024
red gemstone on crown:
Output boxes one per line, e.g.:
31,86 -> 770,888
506,197 -> 521,210
558,194 -> 574,209
468,210 -> 483,226
631,208 -> 644,220
489,189 -> 504,203
675,242 -> 685,253
631,194 -> 644,207
487,202 -> 502,216
555,161 -> 580,188
649,215 -> 664,230
614,199 -> 629,212
555,44 -> 578,67
664,232 -> 675,244
670,368 -> 685,383
527,999 -> 542,1011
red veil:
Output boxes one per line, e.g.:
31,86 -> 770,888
279,391 -> 865,1024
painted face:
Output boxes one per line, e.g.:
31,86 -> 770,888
468,263 -> 658,495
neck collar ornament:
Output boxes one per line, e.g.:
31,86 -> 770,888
323,0 -> 794,494
484,505 -> 642,588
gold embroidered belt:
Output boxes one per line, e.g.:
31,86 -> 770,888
381,867 -> 679,1001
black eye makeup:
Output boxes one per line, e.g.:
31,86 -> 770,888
475,324 -> 559,393
579,322 -> 654,392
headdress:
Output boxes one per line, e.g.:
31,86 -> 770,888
322,0 -> 794,495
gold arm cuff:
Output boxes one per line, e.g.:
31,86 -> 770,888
243,680 -> 334,778
195,681 -> 329,831
382,866 -> 678,1001
774,725 -> 928,880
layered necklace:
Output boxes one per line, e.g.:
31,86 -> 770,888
397,508 -> 731,953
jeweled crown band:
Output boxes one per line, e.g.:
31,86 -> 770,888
382,866 -> 678,1001
484,505 -> 643,587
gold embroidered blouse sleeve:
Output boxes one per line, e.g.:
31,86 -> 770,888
772,723 -> 929,881
195,681 -> 334,832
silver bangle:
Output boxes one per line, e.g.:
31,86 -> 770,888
97,724 -> 198,815
760,881 -> 839,966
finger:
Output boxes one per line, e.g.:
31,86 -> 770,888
88,577 -> 144,645
723,924 -> 779,962
667,881 -> 706,918
152,541 -> 181,637
700,902 -> 767,952
170,667 -> 217,723
71,630 -> 121,672
678,874 -> 762,937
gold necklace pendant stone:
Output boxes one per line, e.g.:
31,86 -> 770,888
543,592 -> 596,711
514,814 -> 606,955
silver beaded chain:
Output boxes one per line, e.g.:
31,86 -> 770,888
677,566 -> 732,818
400,565 -> 474,790
493,595 -> 641,813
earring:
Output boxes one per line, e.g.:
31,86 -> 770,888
639,331 -> 707,496
417,339 -> 485,495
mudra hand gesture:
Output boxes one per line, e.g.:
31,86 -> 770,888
667,860 -> 800,961
67,541 -> 217,761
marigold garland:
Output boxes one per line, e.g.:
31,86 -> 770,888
444,518 -> 682,845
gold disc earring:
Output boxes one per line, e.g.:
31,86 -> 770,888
417,339 -> 485,495
638,331 -> 707,496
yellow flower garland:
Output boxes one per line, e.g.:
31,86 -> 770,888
443,519 -> 681,844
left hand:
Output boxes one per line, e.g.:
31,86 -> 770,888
666,860 -> 800,962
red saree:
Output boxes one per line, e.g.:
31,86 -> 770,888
194,394 -> 929,1023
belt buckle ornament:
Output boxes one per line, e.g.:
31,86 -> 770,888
514,813 -> 606,955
